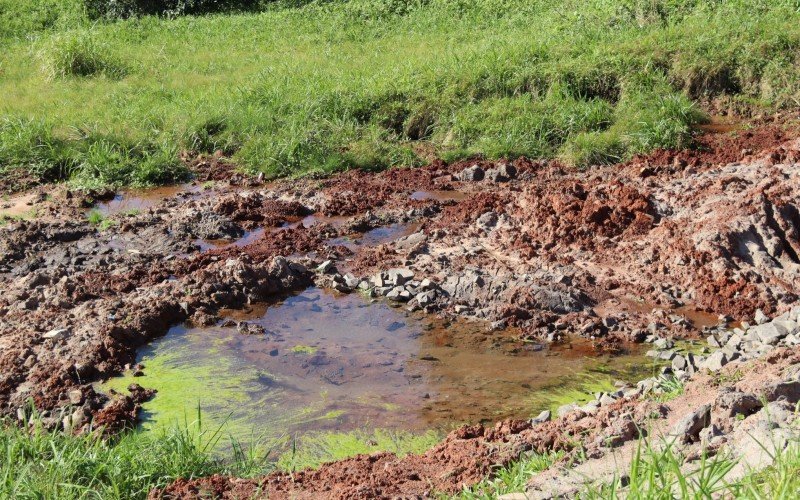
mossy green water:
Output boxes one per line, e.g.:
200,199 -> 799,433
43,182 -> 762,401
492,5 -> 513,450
524,351 -> 661,412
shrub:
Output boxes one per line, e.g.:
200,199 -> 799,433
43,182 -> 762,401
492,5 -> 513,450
38,30 -> 126,79
84,0 -> 275,19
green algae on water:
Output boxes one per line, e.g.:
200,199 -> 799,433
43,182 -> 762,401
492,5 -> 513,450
289,345 -> 318,355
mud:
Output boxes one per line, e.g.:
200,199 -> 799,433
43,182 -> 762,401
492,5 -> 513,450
1,118 -> 800,496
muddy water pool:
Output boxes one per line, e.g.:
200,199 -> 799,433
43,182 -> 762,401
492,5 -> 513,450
93,184 -> 203,216
101,288 -> 654,444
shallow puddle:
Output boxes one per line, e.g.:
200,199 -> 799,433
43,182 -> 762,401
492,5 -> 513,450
196,228 -> 266,251
94,184 -> 202,216
327,223 -> 421,251
409,190 -> 468,202
101,288 -> 654,444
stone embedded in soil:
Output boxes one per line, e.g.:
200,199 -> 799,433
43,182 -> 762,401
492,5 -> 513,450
702,351 -> 729,372
457,165 -> 484,182
671,403 -> 712,444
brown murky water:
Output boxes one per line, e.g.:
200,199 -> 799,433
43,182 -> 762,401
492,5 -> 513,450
409,190 -> 468,202
326,223 -> 421,251
94,184 -> 203,216
103,288 -> 653,441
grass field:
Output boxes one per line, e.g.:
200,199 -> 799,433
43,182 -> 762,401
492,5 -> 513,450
0,0 -> 798,189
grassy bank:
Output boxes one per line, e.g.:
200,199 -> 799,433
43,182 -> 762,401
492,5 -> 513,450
0,413 -> 437,498
1,0 -> 799,190
0,415 -> 271,499
454,439 -> 800,499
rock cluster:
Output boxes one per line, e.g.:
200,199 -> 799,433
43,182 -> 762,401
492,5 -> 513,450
315,263 -> 443,313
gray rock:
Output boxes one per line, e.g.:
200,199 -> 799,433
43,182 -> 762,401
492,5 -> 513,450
476,211 -> 499,230
653,338 -> 674,350
752,322 -> 789,345
531,409 -> 551,424
671,404 -> 711,444
386,286 -> 411,302
702,351 -> 728,372
458,165 -> 485,182
580,400 -> 601,415
557,403 -> 578,418
707,335 -> 721,348
386,268 -> 414,286
754,309 -> 769,325
672,355 -> 687,372
698,424 -> 724,444
67,389 -> 83,405
599,394 -> 617,406
762,380 -> 800,404
418,278 -> 436,291
485,163 -> 517,182
416,290 -> 437,306
637,378 -> 656,395
657,350 -> 676,361
715,390 -> 762,418
726,333 -> 743,349
316,260 -> 334,273
343,273 -> 360,288
43,328 -> 69,340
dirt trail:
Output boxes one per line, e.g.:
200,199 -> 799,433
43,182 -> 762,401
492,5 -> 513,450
1,118 -> 799,495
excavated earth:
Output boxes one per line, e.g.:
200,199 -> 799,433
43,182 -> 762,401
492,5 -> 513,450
1,117 -> 800,497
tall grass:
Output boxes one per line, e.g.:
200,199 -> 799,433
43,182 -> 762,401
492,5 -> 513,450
1,0 -> 799,189
0,412 -> 274,499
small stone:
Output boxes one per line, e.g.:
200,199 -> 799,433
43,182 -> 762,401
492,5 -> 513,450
43,328 -> 69,340
580,401 -> 601,414
68,390 -> 83,405
457,165 -> 485,182
653,337 -> 674,350
556,403 -> 578,418
343,273 -> 360,288
386,268 -> 414,286
599,394 -> 617,406
702,351 -> 728,372
671,404 -> 711,444
699,424 -> 723,444
316,260 -> 334,273
658,350 -> 677,361
672,354 -> 687,372
530,409 -> 551,424
754,309 -> 769,325
715,391 -> 762,418
753,322 -> 789,345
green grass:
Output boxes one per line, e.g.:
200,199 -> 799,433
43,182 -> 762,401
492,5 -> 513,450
289,344 -> 318,355
580,438 -> 800,499
0,411 -> 274,499
454,433 -> 799,500
86,208 -> 116,229
0,410 -> 439,499
453,450 -> 564,499
2,1 -> 799,190
649,375 -> 685,402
